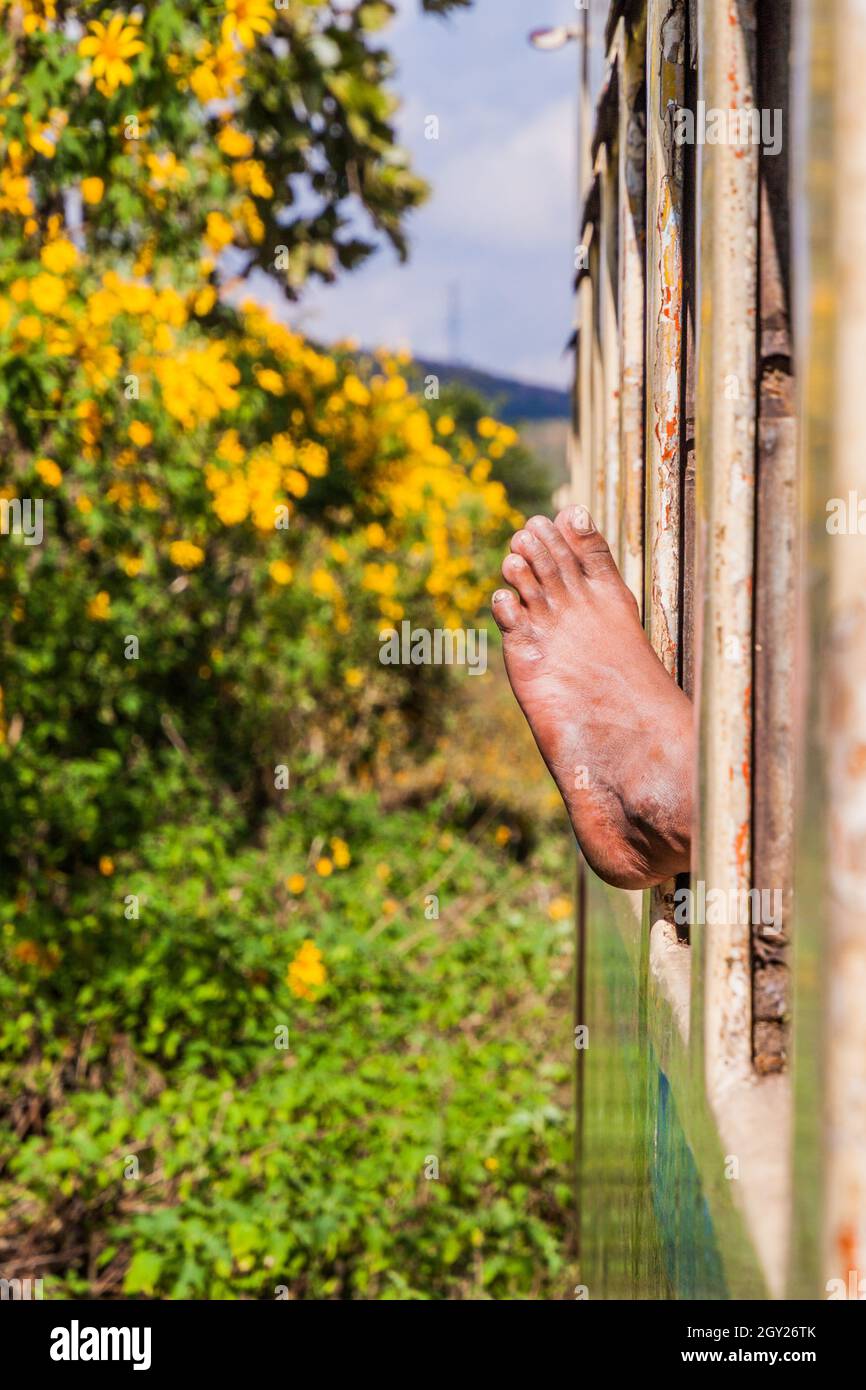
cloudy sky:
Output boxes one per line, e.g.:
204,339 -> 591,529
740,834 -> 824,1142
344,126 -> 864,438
293,0 -> 581,387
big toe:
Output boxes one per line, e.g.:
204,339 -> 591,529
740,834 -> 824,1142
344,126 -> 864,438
554,505 -> 617,579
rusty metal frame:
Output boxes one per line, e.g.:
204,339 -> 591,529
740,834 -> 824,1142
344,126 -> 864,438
615,12 -> 648,609
573,0 -> 812,1299
645,0 -> 686,677
789,0 -> 866,1302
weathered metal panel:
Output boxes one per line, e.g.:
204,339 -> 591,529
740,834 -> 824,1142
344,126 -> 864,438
643,0 -> 687,1076
590,227 -> 607,528
752,0 -> 795,1078
790,0 -> 866,1302
692,0 -> 790,1297
616,14 -> 648,611
644,0 -> 686,678
576,0 -> 812,1301
693,0 -> 758,1093
597,135 -> 623,565
576,269 -> 595,510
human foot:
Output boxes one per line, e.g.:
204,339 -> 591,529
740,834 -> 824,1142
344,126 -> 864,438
491,506 -> 693,889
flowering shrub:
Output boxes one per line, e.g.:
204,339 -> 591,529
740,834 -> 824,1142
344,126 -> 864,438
0,0 -> 571,1300
0,252 -> 525,874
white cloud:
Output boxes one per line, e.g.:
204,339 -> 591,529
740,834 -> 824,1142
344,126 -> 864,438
421,95 -> 576,251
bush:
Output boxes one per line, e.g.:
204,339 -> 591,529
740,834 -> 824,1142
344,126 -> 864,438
0,0 -> 573,1300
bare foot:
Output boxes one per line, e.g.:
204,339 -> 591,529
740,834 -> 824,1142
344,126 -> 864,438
491,506 -> 693,889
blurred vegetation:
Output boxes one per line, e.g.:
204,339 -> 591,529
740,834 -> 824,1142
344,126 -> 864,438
0,0 -> 574,1299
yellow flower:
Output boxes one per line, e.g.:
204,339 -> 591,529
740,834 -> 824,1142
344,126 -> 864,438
169,540 -> 205,570
98,855 -> 115,876
78,15 -> 145,96
494,825 -> 511,846
477,416 -> 498,439
436,415 -> 455,436
0,140 -> 34,217
382,375 -> 407,401
548,896 -> 572,922
120,554 -> 143,577
483,1156 -> 499,1173
155,341 -> 240,427
255,367 -> 284,395
211,481 -> 249,525
362,562 -> 398,597
217,429 -> 245,464
193,285 -> 217,316
343,374 -> 370,407
382,898 -> 398,916
222,0 -> 275,50
29,273 -> 66,315
76,495 -> 93,515
21,1 -> 58,36
269,559 -> 293,585
35,457 -> 62,487
330,837 -> 351,869
404,410 -> 433,453
286,873 -> 306,895
146,151 -> 188,190
287,938 -> 326,1000
190,40 -> 244,105
40,237 -> 78,273
16,316 -> 41,342
297,441 -> 328,477
204,210 -> 234,252
25,108 -> 67,159
344,667 -> 363,689
315,857 -> 334,878
87,590 -> 111,621
217,125 -> 254,158
81,176 -> 104,205
128,420 -> 152,447
311,568 -> 339,602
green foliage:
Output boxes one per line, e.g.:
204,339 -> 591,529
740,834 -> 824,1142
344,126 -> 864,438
1,792 -> 574,1300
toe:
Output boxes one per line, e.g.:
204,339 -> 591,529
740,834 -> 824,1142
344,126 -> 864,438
510,527 -> 565,595
501,552 -> 545,610
554,505 -> 618,580
491,588 -> 523,632
525,514 -> 582,585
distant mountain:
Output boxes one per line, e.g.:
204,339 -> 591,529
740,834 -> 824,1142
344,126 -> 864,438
409,358 -> 571,423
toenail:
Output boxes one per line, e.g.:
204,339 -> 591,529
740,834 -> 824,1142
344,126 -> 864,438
492,590 -> 510,604
571,505 -> 595,533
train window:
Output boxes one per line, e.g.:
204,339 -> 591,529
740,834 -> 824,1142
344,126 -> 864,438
574,0 -> 865,1303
